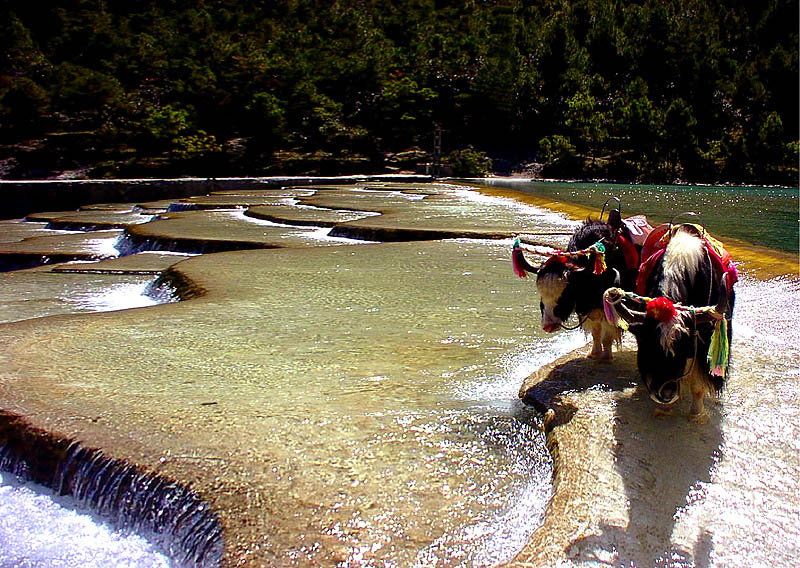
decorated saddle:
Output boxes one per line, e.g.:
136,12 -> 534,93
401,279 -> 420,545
636,223 -> 739,297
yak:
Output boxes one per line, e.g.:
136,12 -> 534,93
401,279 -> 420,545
513,212 -> 641,360
603,223 -> 737,423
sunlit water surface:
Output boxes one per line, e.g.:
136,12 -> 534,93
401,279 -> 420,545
1,183 -> 797,567
0,266 -> 164,325
0,189 -> 581,566
480,179 -> 798,253
685,274 -> 800,567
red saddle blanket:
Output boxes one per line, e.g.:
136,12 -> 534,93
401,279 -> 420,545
636,224 -> 738,298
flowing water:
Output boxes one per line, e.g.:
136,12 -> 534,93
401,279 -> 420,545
0,470 -> 172,567
0,186 -> 580,567
0,180 -> 797,567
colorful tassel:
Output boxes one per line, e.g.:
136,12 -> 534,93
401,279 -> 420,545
592,242 -> 607,274
512,237 -> 528,278
708,316 -> 730,377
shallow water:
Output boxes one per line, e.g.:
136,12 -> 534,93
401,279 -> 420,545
0,185 -> 582,566
690,274 -> 800,566
0,181 -> 797,567
0,268 -> 160,324
23,239 -> 579,566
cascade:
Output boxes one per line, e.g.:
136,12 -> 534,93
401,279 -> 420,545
0,414 -> 223,567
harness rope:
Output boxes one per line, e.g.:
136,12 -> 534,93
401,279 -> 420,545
603,287 -> 731,378
511,237 -> 608,278
557,312 -> 590,331
541,239 -> 608,274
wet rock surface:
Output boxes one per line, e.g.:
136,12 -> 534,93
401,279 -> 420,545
514,272 -> 800,567
24,209 -> 155,231
1,179 -> 796,567
0,181 -> 577,567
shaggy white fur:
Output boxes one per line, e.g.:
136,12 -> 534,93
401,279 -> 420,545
660,229 -> 703,301
656,312 -> 690,355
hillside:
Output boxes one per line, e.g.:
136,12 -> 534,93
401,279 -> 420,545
1,0 -> 797,183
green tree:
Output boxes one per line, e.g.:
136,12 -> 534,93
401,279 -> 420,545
0,0 -> 796,182
613,79 -> 665,178
446,146 -> 492,177
0,77 -> 50,134
565,88 -> 608,164
538,135 -> 576,165
374,74 -> 437,149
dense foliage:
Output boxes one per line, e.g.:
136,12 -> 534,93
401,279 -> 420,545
1,0 -> 797,183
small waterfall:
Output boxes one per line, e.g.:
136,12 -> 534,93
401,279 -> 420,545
144,276 -> 184,305
115,229 -> 274,256
145,267 -> 207,302
166,203 -> 201,212
0,412 -> 223,567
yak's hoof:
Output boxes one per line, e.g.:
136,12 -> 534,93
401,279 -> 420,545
587,351 -> 611,361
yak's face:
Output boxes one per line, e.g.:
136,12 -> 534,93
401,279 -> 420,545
629,319 -> 695,405
536,262 -> 616,333
536,269 -> 572,333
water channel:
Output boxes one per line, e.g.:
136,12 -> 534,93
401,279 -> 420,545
0,180 -> 797,567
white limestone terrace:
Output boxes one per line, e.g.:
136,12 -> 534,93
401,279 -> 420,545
0,180 -> 577,567
0,175 -> 436,220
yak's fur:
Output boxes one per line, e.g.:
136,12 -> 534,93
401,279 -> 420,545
534,218 -> 635,360
628,226 -> 734,422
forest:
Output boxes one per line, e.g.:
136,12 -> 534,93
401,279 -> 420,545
1,0 -> 797,183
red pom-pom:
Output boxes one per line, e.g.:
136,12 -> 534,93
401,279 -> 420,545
646,297 -> 677,322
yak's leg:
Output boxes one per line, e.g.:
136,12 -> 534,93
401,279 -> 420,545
588,326 -> 603,359
585,315 -> 604,359
688,365 -> 710,424
587,312 -> 615,361
599,319 -> 621,361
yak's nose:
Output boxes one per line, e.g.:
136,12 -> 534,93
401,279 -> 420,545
656,380 -> 680,404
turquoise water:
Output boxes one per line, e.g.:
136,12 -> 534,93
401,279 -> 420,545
479,180 -> 799,254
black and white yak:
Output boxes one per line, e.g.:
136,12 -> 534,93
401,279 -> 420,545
512,213 -> 641,360
603,223 -> 737,423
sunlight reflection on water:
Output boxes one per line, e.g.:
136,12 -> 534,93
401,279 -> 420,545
64,281 -> 161,312
667,274 -> 800,566
2,182 -> 796,567
0,472 -> 172,568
